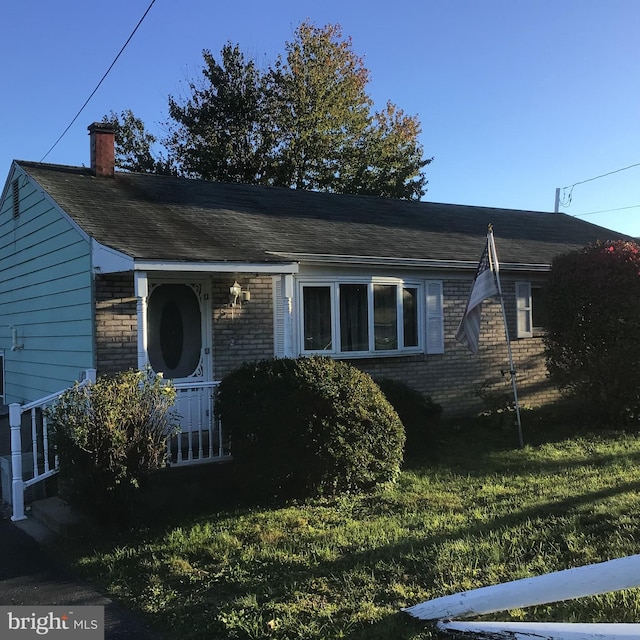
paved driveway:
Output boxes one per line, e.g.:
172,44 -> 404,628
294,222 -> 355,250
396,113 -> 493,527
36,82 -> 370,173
0,519 -> 163,639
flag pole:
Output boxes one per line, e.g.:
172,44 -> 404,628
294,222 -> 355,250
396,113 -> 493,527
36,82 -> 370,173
487,224 -> 524,448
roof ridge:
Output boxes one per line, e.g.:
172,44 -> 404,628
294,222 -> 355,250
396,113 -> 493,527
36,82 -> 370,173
17,160 -> 93,176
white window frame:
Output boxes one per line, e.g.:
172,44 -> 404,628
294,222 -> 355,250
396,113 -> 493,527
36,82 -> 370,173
297,277 -> 443,357
516,281 -> 533,338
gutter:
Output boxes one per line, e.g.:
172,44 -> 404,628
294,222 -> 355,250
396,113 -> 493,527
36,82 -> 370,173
265,251 -> 550,272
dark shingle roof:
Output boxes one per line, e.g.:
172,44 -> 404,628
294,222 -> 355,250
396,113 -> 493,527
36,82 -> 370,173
18,161 -> 632,267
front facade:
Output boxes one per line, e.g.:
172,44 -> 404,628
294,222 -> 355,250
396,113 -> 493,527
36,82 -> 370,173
93,264 -> 550,422
0,124 -> 631,430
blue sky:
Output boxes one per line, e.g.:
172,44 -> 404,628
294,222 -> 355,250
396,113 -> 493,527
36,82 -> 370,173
2,0 -> 639,236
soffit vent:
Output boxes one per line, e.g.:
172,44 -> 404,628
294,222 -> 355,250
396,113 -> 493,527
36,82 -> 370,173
12,179 -> 19,219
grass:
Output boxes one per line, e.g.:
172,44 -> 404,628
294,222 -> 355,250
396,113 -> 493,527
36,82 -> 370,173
53,414 -> 640,639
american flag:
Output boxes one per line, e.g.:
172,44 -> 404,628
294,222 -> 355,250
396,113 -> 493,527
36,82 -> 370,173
455,235 -> 499,354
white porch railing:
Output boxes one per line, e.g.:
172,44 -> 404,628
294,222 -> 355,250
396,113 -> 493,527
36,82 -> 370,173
403,554 -> 640,639
9,369 -> 97,522
7,374 -> 229,522
169,381 -> 230,466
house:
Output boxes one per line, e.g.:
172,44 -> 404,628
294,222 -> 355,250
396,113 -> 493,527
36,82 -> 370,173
0,123 -> 630,444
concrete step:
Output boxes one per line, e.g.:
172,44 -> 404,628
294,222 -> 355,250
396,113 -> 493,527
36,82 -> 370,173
13,513 -> 55,544
15,497 -> 85,543
31,496 -> 84,534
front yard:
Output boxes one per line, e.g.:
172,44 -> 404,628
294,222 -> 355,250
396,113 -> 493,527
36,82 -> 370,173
54,417 -> 640,639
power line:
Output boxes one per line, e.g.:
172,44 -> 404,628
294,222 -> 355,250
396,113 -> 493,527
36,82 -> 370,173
572,204 -> 640,217
559,161 -> 640,208
40,0 -> 157,162
562,162 -> 640,190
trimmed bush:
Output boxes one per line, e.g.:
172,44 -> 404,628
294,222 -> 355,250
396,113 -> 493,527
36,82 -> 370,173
47,370 -> 179,522
376,378 -> 441,452
216,356 -> 405,499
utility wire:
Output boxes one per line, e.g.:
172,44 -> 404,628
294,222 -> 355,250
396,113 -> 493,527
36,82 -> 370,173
40,0 -> 157,162
560,161 -> 640,208
572,204 -> 640,217
562,161 -> 640,190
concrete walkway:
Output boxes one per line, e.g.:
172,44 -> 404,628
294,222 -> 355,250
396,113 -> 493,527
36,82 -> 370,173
0,513 -> 164,639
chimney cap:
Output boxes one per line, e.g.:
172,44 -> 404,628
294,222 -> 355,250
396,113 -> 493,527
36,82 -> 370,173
88,121 -> 115,134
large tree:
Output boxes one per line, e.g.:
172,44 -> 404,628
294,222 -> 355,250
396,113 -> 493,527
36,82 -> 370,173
266,22 -> 374,192
163,21 -> 430,199
165,44 -> 274,182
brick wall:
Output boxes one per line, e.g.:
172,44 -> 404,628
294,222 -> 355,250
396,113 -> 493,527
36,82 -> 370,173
94,272 -> 138,375
93,272 -> 559,419
211,274 -> 275,380
350,279 -> 560,418
94,273 -> 275,380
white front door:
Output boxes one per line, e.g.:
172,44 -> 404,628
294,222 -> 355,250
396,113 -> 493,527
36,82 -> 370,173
146,279 -> 216,463
147,280 -> 211,382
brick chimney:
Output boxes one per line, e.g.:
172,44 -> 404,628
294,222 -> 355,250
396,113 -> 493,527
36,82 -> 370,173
88,122 -> 115,177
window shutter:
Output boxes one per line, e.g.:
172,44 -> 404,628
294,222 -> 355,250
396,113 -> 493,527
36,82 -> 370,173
426,280 -> 444,354
273,275 -> 295,356
273,276 -> 285,357
516,281 -> 532,338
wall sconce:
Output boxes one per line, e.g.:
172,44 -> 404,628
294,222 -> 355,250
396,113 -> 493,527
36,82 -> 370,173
229,281 -> 251,308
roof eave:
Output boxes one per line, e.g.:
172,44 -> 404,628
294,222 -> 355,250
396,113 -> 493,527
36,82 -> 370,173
133,260 -> 299,274
266,251 -> 550,272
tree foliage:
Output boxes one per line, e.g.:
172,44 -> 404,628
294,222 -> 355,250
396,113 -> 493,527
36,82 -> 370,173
102,110 -> 173,174
160,21 -> 430,199
165,45 -> 273,182
267,22 -> 373,192
543,240 -> 640,424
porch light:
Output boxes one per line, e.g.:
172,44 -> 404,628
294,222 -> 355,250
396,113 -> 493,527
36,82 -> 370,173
229,281 -> 242,307
230,281 -> 250,307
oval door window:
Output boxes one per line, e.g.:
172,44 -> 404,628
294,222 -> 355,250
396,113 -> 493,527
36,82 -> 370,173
148,284 -> 202,379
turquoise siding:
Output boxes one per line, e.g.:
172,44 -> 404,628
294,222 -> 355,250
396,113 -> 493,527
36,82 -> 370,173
0,171 -> 94,403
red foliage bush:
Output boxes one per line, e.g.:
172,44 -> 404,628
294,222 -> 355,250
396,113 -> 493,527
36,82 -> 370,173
544,240 -> 640,424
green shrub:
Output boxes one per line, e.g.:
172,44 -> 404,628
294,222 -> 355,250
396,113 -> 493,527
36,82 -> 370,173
544,240 -> 640,424
216,356 -> 405,499
375,378 -> 441,452
47,370 -> 179,523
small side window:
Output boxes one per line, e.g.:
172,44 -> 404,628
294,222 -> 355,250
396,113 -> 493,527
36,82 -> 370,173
516,282 -> 546,337
516,282 -> 532,338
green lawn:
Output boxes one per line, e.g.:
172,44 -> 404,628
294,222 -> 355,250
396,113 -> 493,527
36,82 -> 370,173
57,417 -> 640,639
